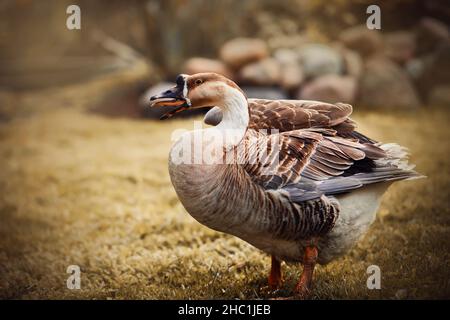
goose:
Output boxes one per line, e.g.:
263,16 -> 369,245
149,72 -> 422,298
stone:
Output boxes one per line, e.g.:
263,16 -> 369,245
241,86 -> 288,100
219,38 -> 269,69
182,57 -> 233,78
428,85 -> 450,107
139,82 -> 174,110
358,57 -> 421,109
298,44 -> 343,79
267,34 -> 308,51
238,58 -> 281,86
385,31 -> 416,64
297,75 -> 357,104
339,25 -> 384,58
405,58 -> 427,80
415,17 -> 449,55
417,43 -> 450,99
339,47 -> 363,78
273,48 -> 304,90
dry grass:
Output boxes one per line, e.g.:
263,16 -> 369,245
0,87 -> 449,300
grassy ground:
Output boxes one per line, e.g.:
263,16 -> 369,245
0,86 -> 449,300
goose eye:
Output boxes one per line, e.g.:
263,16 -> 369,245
195,79 -> 203,85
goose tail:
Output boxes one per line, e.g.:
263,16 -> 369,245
372,143 -> 425,181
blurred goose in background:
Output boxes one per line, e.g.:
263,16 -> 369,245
150,72 -> 422,298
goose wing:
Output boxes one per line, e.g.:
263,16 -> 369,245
240,126 -> 419,201
206,99 -> 420,199
248,99 -> 354,133
240,127 -> 386,190
204,99 -> 374,143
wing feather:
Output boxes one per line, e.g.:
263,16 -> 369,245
211,98 -> 419,201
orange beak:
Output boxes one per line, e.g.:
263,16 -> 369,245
149,85 -> 190,120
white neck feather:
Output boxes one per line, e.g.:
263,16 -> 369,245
213,86 -> 249,148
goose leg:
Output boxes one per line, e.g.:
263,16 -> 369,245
294,245 -> 318,298
268,255 -> 283,290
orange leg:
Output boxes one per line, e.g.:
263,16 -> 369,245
294,245 -> 318,298
268,255 -> 283,290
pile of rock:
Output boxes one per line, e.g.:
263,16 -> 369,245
190,18 -> 450,108
145,17 -> 448,116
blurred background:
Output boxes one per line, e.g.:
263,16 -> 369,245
1,0 -> 449,112
0,0 -> 449,299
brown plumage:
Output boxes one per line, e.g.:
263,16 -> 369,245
150,72 -> 423,298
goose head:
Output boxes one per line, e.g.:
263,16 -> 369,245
150,73 -> 247,120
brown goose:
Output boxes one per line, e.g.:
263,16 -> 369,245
150,72 -> 422,298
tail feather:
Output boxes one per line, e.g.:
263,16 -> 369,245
376,143 -> 415,170
369,143 -> 425,182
